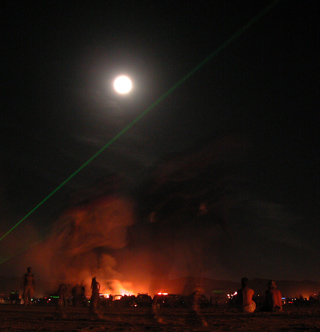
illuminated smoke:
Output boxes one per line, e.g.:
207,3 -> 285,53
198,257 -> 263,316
126,135 -> 249,294
11,136 -> 249,296
41,193 -> 135,293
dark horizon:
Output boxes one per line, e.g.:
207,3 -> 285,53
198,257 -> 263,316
1,274 -> 319,300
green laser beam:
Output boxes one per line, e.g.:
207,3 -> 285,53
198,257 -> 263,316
0,0 -> 282,246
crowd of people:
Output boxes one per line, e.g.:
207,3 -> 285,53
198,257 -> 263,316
235,277 -> 283,313
16,268 -> 319,316
19,268 -> 105,318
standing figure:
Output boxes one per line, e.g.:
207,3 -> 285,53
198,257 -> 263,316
80,282 -> 86,306
71,283 -> 81,307
237,277 -> 256,313
89,277 -> 100,315
57,283 -> 67,307
264,280 -> 283,312
56,283 -> 67,317
185,286 -> 208,327
22,267 -> 35,306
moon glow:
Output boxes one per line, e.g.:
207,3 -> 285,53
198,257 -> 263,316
113,76 -> 132,94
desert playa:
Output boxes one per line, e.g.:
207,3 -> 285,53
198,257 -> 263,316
1,305 -> 320,332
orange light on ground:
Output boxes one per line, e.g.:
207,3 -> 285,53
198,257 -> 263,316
157,292 -> 168,296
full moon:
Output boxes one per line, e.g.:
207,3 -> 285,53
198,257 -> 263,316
113,75 -> 132,94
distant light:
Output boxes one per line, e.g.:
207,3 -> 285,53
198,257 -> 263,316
113,75 -> 132,94
157,292 -> 168,296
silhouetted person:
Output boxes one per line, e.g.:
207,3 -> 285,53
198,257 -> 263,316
108,294 -> 113,307
57,283 -> 67,307
71,283 -> 81,306
263,280 -> 283,312
22,267 -> 35,306
80,282 -> 86,306
56,283 -> 67,317
152,294 -> 164,323
237,277 -> 256,313
89,277 -> 101,317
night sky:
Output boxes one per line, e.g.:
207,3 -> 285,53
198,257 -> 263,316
1,0 -> 319,285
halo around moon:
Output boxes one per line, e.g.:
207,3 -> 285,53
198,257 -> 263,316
113,75 -> 133,94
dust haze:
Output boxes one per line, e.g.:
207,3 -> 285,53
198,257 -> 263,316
1,135 -> 312,297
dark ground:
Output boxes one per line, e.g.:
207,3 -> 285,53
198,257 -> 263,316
0,305 -> 320,332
